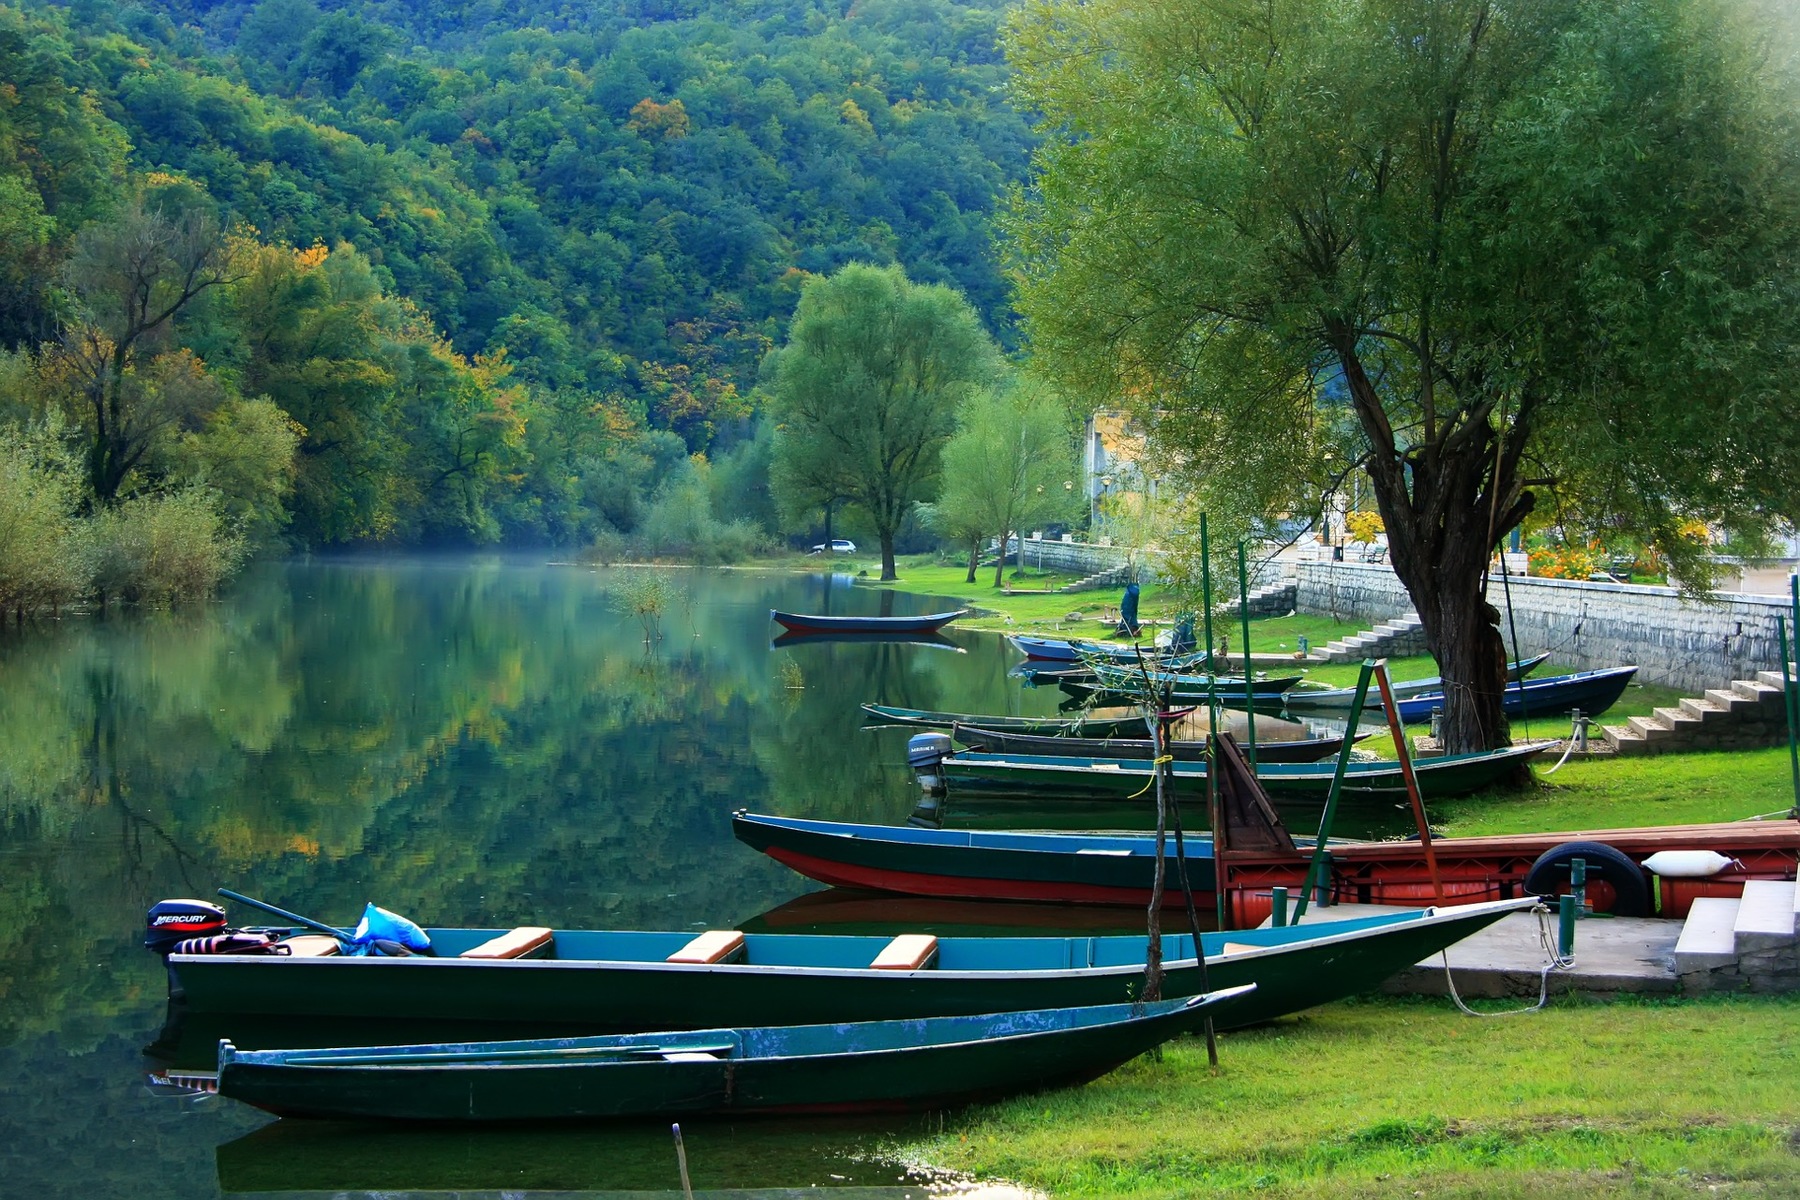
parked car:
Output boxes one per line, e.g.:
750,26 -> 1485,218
810,539 -> 856,554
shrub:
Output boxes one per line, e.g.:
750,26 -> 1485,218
0,429 -> 89,620
81,489 -> 246,606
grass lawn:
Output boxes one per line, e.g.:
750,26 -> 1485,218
903,993 -> 1800,1198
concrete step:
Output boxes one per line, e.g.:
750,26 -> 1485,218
1704,687 -> 1756,713
1626,714 -> 1675,741
1602,723 -> 1652,756
1651,706 -> 1704,737
1755,670 -> 1795,690
1674,896 -> 1742,973
1734,879 -> 1799,953
1678,696 -> 1727,723
1732,679 -> 1782,702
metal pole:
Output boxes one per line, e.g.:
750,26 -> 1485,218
1238,540 -> 1257,768
1200,515 -> 1226,930
1292,659 -> 1376,922
1270,886 -> 1288,928
1374,660 -> 1445,903
1558,895 -> 1577,957
1787,577 -> 1800,820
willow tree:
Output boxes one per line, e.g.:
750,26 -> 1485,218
1005,0 -> 1800,753
769,263 -> 1001,581
932,377 -> 1081,586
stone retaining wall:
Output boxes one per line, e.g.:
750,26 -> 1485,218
1293,562 -> 1795,694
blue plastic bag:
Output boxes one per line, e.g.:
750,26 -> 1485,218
351,902 -> 431,952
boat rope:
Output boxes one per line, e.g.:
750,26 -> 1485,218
1125,754 -> 1176,799
1439,903 -> 1574,1018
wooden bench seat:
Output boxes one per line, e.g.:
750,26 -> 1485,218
282,935 -> 341,957
870,933 -> 939,970
666,930 -> 746,965
459,926 -> 555,960
1220,942 -> 1265,955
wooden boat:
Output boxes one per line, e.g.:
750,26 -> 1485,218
215,989 -> 1253,1121
1387,666 -> 1639,724
1087,664 -> 1307,695
1281,653 -> 1552,714
861,702 -> 1150,738
951,722 -> 1356,764
732,811 -> 1800,920
771,609 -> 965,636
734,810 -> 1226,903
772,630 -> 964,651
925,742 -> 1555,802
1008,633 -> 1178,663
160,898 -> 1534,1031
1057,679 -> 1298,711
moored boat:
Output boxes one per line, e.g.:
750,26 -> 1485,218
771,609 -> 965,636
861,702 -> 1149,738
1386,666 -> 1640,724
215,989 -> 1253,1121
951,722 -> 1355,764
920,742 -> 1556,802
155,895 -> 1535,1032
1281,653 -> 1552,714
731,811 -> 1800,921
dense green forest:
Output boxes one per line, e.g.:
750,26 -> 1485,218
0,0 -> 1033,557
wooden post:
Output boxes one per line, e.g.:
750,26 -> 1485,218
1374,660 -> 1445,903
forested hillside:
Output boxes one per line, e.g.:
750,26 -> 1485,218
0,0 -> 1031,552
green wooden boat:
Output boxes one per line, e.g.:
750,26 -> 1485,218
931,742 -> 1553,802
161,898 -> 1533,1033
215,988 -> 1253,1121
861,702 -> 1149,738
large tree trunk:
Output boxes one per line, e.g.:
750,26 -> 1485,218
879,531 -> 897,581
1336,345 -> 1527,759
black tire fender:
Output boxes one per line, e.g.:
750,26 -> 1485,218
1524,839 -> 1651,917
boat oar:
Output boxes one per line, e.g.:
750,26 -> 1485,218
217,888 -> 352,940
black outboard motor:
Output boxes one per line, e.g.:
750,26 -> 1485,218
144,899 -> 228,955
906,732 -> 952,826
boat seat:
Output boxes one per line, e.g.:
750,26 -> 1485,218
666,930 -> 746,964
870,934 -> 939,970
1220,942 -> 1265,955
282,935 -> 341,957
661,1050 -> 724,1062
459,927 -> 555,960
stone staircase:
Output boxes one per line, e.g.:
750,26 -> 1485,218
1309,612 -> 1428,662
1672,875 -> 1800,993
1602,670 -> 1794,756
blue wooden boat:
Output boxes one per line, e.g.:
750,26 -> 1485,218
1007,633 -> 1208,664
160,898 -> 1533,1032
770,609 -> 965,636
1389,666 -> 1639,724
1281,653 -> 1552,714
215,989 -> 1253,1121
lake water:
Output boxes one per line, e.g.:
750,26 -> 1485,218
1,556 -> 1149,1198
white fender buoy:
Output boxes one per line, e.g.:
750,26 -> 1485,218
1640,849 -> 1736,878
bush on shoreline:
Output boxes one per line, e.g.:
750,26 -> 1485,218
0,428 -> 246,623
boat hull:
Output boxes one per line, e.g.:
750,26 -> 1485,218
938,743 -> 1554,802
217,994 -> 1242,1121
951,723 -> 1349,764
770,609 -> 965,636
861,703 -> 1149,738
1390,667 -> 1639,724
168,902 -> 1531,1033
733,812 -> 1218,905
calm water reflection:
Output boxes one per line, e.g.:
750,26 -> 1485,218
0,557 -> 1090,1198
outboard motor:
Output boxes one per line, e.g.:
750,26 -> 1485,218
907,732 -> 952,825
144,899 -> 228,955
